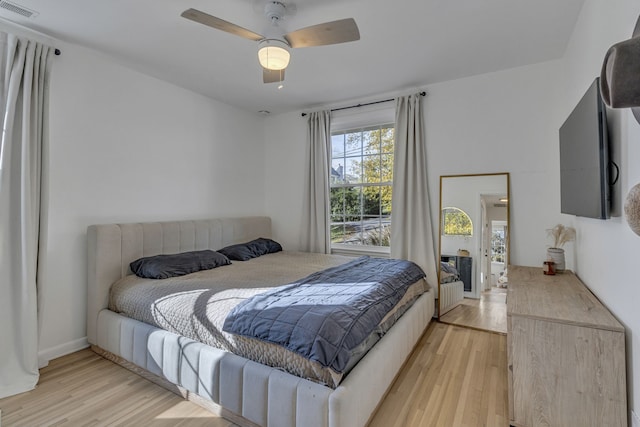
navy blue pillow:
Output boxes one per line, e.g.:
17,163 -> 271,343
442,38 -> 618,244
130,250 -> 231,279
217,238 -> 282,261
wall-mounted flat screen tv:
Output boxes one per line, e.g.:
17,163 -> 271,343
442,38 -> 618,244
559,77 -> 611,219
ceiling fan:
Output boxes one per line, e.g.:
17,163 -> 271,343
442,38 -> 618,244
181,1 -> 360,85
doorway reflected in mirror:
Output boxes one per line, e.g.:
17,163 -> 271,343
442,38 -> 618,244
437,173 -> 510,335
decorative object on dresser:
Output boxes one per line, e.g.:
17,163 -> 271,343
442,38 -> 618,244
542,260 -> 556,275
545,224 -> 575,272
507,266 -> 626,427
624,182 -> 640,236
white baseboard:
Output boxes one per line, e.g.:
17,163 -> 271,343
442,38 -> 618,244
38,337 -> 89,368
632,410 -> 640,427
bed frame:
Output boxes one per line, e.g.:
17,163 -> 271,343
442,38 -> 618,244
87,217 -> 434,427
439,280 -> 464,315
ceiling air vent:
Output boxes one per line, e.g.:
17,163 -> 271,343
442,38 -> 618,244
0,0 -> 38,18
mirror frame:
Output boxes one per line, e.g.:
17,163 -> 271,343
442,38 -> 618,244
437,172 -> 511,318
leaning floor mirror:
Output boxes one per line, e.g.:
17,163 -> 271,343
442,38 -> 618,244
437,173 -> 510,333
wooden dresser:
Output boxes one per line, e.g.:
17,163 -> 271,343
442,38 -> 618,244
507,266 -> 627,427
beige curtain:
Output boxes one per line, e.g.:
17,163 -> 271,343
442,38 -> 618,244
0,32 -> 53,398
301,110 -> 332,253
390,94 -> 437,286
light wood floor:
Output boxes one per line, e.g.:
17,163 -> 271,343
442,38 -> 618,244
369,322 -> 508,427
0,322 -> 508,427
0,349 -> 236,427
439,287 -> 507,334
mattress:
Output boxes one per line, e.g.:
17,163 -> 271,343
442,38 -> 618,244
109,251 -> 429,387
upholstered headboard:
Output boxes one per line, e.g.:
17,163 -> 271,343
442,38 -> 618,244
86,216 -> 272,344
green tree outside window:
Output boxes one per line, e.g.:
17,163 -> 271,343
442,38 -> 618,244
441,207 -> 473,236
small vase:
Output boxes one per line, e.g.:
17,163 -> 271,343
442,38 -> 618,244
547,247 -> 565,272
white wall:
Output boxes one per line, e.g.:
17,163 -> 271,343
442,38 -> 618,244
424,61 -> 568,268
265,59 -> 566,265
558,0 -> 640,419
263,111 -> 308,251
36,39 -> 266,361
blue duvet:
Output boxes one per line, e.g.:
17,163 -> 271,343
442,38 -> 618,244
222,256 -> 425,373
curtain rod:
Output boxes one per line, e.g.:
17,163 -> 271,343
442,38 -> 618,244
0,17 -> 61,55
300,91 -> 426,117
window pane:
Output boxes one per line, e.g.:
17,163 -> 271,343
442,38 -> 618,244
491,227 -> 506,263
331,134 -> 345,158
363,128 -> 381,155
363,187 -> 381,216
366,220 -> 381,245
331,159 -> 346,184
344,157 -> 362,184
380,185 -> 392,215
331,215 -> 362,245
344,187 -> 362,221
442,207 -> 473,236
344,131 -> 362,157
331,186 -> 362,221
362,217 -> 390,247
381,154 -> 393,183
330,217 -> 346,244
330,187 -> 345,216
361,155 -> 381,183
381,127 -> 394,153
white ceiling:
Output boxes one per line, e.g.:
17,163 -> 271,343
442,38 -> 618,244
0,0 -> 585,115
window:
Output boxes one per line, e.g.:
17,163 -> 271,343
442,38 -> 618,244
491,221 -> 507,263
329,124 -> 394,249
441,207 -> 473,236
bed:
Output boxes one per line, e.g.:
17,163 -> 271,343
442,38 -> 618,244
438,261 -> 464,315
87,217 -> 435,427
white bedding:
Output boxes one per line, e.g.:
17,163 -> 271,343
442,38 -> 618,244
109,251 -> 428,387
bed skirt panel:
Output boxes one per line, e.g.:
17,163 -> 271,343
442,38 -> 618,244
440,280 -> 464,315
95,289 -> 434,427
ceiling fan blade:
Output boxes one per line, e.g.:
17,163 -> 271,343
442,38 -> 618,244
263,68 -> 285,84
181,8 -> 264,41
284,18 -> 360,48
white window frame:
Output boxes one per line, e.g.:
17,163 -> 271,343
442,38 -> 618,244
329,104 -> 395,256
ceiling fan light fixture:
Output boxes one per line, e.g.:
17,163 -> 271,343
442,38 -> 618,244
258,39 -> 290,70
181,8 -> 360,84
